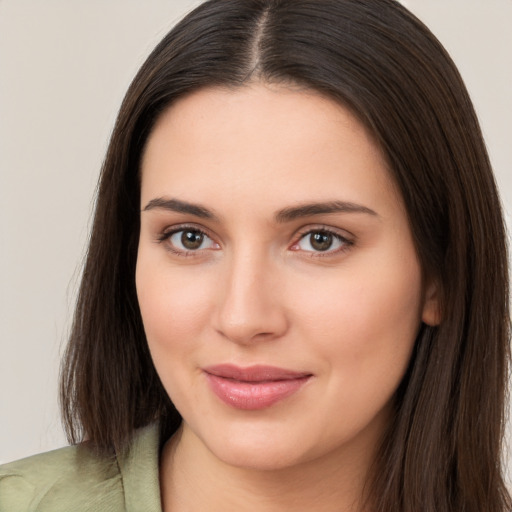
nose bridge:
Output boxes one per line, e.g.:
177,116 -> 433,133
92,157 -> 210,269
214,245 -> 287,344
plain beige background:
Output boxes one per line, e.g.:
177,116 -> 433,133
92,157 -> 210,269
1,0 -> 511,473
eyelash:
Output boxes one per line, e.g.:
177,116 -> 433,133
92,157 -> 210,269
292,227 -> 354,257
156,224 -> 217,257
156,224 -> 354,257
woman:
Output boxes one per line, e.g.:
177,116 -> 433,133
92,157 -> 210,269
1,0 -> 510,511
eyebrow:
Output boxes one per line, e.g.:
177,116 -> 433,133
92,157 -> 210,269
275,201 -> 378,222
142,197 -> 218,220
142,197 -> 378,222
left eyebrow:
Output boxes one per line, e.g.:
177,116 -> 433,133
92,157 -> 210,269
275,201 -> 378,223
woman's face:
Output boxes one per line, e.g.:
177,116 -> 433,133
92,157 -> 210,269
136,84 -> 439,471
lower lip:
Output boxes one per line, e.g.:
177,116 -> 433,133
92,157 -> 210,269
205,373 -> 311,410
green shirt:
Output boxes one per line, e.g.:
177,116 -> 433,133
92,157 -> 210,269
0,423 -> 162,511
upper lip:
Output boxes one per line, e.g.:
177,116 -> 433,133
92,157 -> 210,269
203,364 -> 312,382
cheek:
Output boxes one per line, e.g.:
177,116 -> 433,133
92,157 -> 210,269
287,256 -> 423,441
291,252 -> 423,383
135,258 -> 217,408
135,257 -> 213,355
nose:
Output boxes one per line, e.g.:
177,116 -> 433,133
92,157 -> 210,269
212,251 -> 289,345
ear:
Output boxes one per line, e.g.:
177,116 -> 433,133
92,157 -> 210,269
422,278 -> 441,326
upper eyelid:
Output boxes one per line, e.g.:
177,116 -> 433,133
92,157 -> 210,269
294,224 -> 354,241
160,223 -> 213,238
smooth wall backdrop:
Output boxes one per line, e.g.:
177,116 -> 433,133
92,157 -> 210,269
1,0 -> 511,470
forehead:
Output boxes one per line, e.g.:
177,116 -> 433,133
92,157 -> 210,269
140,84 -> 402,217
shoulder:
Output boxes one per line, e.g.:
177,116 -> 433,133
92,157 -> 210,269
0,443 -> 123,512
0,422 -> 161,512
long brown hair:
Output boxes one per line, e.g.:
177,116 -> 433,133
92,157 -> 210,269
60,1 -> 511,510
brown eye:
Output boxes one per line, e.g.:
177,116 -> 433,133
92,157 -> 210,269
294,229 -> 350,254
165,228 -> 219,253
181,230 -> 204,250
310,232 -> 333,251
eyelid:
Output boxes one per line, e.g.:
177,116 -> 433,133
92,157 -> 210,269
290,225 -> 355,255
156,223 -> 220,255
155,222 -> 354,257
158,222 -> 206,240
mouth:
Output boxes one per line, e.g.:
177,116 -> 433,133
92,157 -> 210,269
203,364 -> 313,410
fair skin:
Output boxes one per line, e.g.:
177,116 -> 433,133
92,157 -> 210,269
136,84 -> 439,511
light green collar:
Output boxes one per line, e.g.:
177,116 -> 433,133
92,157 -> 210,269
117,422 -> 162,512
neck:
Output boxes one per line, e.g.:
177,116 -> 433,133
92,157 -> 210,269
160,423 -> 379,512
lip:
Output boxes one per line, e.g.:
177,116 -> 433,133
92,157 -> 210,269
203,364 -> 312,410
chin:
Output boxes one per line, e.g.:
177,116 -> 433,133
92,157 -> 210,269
213,441 -> 306,472
196,420 -> 331,473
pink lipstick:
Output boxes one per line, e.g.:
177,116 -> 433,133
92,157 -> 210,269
203,364 -> 312,410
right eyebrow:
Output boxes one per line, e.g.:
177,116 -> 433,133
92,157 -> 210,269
142,197 -> 218,220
